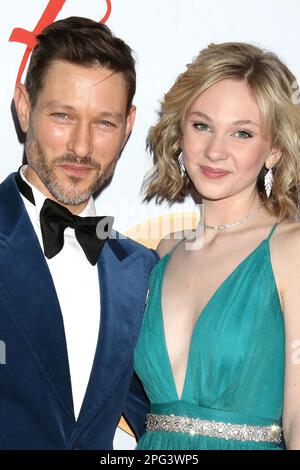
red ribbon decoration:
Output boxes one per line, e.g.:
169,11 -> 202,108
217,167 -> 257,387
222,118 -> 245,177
9,0 -> 112,84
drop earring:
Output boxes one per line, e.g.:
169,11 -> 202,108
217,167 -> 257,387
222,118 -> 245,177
178,152 -> 185,177
264,167 -> 273,198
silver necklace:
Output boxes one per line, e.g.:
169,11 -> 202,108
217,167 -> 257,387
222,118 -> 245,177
203,202 -> 264,231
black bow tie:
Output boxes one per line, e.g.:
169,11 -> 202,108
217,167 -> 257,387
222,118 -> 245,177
15,170 -> 113,265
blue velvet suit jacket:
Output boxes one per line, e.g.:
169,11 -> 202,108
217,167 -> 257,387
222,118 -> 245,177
0,173 -> 158,449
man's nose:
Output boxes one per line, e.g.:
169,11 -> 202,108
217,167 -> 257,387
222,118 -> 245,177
67,121 -> 94,158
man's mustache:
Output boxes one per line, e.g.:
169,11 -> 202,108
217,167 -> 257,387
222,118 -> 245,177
54,154 -> 100,169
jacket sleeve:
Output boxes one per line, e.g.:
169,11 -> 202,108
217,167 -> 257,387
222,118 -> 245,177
122,372 -> 150,440
122,248 -> 158,440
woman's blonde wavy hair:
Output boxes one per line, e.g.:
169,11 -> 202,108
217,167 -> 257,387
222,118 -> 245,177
144,42 -> 300,219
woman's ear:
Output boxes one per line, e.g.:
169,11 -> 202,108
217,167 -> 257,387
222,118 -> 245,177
14,84 -> 31,133
265,147 -> 282,170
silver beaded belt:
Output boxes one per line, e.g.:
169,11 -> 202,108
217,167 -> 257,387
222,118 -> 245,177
146,413 -> 282,443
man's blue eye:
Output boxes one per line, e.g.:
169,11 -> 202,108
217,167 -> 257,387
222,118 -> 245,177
100,120 -> 113,127
53,113 -> 68,120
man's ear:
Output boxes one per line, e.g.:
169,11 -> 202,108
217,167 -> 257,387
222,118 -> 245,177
265,147 -> 282,170
14,84 -> 31,133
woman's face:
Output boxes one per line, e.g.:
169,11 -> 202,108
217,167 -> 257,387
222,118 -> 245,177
182,78 -> 277,201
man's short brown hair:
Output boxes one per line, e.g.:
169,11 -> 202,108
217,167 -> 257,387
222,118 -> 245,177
25,16 -> 136,114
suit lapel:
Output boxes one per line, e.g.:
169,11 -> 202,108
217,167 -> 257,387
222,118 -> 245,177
0,175 -> 74,419
70,237 -> 149,441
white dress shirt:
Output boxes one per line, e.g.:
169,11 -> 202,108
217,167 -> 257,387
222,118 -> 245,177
19,166 -> 100,420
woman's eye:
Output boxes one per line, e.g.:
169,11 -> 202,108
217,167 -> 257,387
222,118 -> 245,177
234,130 -> 253,139
193,122 -> 210,131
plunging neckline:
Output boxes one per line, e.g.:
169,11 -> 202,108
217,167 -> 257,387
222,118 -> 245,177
158,230 -> 277,402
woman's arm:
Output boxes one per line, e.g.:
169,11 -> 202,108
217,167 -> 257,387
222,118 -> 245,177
281,225 -> 300,449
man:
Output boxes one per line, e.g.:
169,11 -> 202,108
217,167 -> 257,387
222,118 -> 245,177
0,16 -> 157,449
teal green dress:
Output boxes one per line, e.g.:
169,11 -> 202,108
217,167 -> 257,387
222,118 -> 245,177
134,224 -> 285,450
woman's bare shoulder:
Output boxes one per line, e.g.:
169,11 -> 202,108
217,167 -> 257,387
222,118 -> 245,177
275,219 -> 300,247
260,220 -> 300,311
273,219 -> 300,267
156,231 -> 187,258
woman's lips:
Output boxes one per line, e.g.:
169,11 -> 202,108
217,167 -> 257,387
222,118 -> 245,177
200,165 -> 231,179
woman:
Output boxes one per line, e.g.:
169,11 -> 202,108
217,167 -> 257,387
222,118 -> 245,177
134,42 -> 300,450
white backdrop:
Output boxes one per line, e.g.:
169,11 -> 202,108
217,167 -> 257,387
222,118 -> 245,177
1,0 -> 299,449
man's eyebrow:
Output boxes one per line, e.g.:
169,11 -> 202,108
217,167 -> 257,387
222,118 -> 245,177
96,111 -> 124,121
44,101 -> 76,111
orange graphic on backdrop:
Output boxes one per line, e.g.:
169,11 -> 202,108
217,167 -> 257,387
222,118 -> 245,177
9,0 -> 112,84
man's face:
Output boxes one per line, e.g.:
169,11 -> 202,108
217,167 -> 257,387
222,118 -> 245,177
15,60 -> 135,208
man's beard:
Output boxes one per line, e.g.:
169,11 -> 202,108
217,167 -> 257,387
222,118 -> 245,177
25,131 -> 117,206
